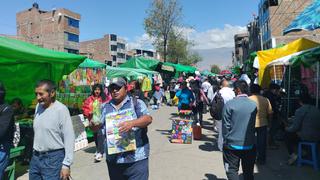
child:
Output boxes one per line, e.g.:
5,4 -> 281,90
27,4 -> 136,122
152,83 -> 164,109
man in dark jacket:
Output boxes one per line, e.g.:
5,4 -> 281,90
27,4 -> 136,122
0,82 -> 14,178
222,80 -> 257,180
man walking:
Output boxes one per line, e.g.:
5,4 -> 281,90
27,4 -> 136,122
0,83 -> 14,179
222,80 -> 257,180
101,77 -> 152,180
29,80 -> 75,180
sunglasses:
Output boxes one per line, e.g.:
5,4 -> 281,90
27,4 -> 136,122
109,85 -> 123,91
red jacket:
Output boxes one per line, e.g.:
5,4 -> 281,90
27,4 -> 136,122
82,95 -> 108,119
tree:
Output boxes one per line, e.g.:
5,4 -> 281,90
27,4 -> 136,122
211,64 -> 221,74
144,0 -> 182,62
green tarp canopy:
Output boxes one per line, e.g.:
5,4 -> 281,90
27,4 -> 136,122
290,46 -> 320,68
201,70 -> 216,76
106,66 -> 147,81
163,62 -> 197,77
0,36 -> 86,106
106,66 -> 159,81
79,58 -> 106,68
119,56 -> 161,71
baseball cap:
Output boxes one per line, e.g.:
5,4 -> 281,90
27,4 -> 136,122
110,77 -> 127,87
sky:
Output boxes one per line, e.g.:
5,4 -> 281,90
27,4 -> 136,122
0,0 -> 259,68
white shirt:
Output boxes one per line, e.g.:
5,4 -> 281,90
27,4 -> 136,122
219,87 -> 235,104
239,74 -> 251,85
201,81 -> 211,93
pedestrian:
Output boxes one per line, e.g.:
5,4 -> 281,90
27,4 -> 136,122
190,80 -> 208,126
0,83 -> 14,179
263,83 -> 281,149
284,95 -> 320,165
214,79 -> 235,151
249,84 -> 273,165
29,80 -> 75,180
219,79 -> 235,103
152,83 -> 164,109
175,81 -> 195,111
222,80 -> 257,180
101,77 -> 152,180
82,84 -> 108,162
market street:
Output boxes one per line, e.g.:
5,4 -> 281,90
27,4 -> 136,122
17,105 -> 320,180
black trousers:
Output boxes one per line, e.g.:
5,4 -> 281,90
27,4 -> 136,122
94,129 -> 105,154
256,126 -> 267,163
284,131 -> 299,155
193,102 -> 204,125
223,146 -> 256,180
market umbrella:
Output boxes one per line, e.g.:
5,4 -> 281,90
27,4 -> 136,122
283,0 -> 320,35
119,56 -> 161,71
201,70 -> 216,76
220,70 -> 232,75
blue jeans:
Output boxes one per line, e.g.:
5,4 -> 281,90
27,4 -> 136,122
107,158 -> 149,180
0,143 -> 10,180
29,149 -> 65,180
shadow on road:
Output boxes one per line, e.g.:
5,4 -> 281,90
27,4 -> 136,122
203,173 -> 227,180
83,146 -> 96,154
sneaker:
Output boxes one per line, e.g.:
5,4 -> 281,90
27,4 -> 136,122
94,153 -> 103,163
287,154 -> 297,165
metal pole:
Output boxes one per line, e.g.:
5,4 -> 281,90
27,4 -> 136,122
287,66 -> 291,119
317,61 -> 319,108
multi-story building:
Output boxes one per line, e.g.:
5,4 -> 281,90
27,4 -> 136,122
80,34 -> 127,66
126,49 -> 159,60
258,0 -> 320,49
233,33 -> 249,66
247,16 -> 261,53
16,3 -> 80,54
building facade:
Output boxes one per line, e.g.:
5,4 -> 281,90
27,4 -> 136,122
126,49 -> 159,60
80,34 -> 127,66
16,3 -> 80,54
233,33 -> 249,66
247,16 -> 261,53
259,0 -> 320,49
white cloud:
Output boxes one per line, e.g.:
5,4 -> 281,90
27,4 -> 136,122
127,24 -> 247,50
192,24 -> 247,49
127,33 -> 154,51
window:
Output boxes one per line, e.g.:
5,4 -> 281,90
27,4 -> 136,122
65,32 -> 79,42
64,48 -> 79,54
106,61 -> 112,66
117,53 -> 125,59
112,55 -> 117,61
117,43 -> 125,50
110,34 -> 117,41
111,45 -> 117,51
67,17 -> 79,28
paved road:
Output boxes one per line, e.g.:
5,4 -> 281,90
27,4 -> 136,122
18,105 -> 320,180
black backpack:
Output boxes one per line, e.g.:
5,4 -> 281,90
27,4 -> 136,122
209,92 -> 224,120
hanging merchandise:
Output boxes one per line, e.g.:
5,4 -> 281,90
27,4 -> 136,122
141,77 -> 152,92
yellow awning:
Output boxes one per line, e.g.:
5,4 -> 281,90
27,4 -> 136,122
258,38 -> 319,87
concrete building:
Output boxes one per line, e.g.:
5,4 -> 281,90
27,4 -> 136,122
247,16 -> 261,53
233,33 -> 249,66
16,3 -> 80,54
126,49 -> 159,60
80,34 -> 127,66
259,0 -> 320,49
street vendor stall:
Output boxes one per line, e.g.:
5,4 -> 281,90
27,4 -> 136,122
260,42 -> 320,119
0,36 -> 86,106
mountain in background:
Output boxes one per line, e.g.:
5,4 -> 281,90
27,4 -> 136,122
194,47 -> 234,70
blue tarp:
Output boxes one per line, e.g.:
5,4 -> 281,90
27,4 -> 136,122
283,0 -> 320,34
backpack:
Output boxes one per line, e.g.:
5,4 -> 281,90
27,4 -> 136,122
209,92 -> 224,120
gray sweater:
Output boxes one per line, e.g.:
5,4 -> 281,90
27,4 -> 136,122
222,96 -> 257,147
286,104 -> 320,142
34,100 -> 75,166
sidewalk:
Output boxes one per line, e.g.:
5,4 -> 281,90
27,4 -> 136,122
17,105 -> 320,180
